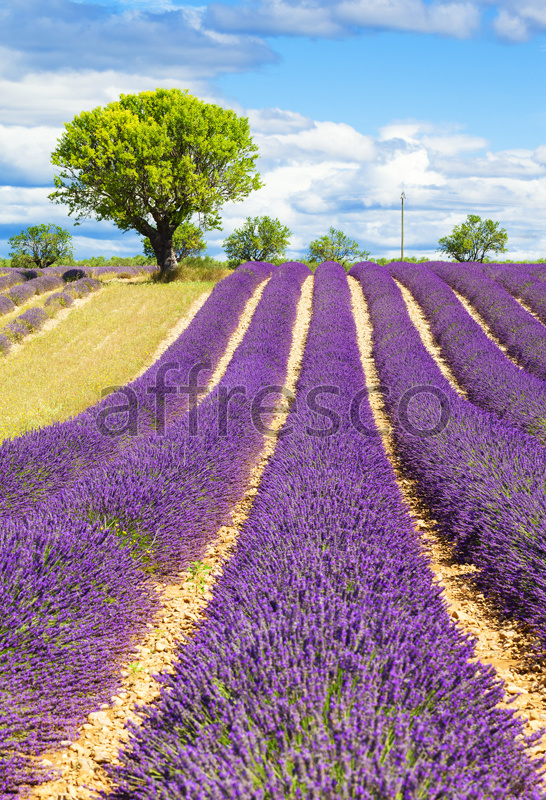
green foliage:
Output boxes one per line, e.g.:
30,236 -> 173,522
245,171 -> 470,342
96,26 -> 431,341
69,255 -> 157,267
223,216 -> 291,268
8,224 -> 74,269
374,256 -> 430,265
143,221 -> 206,262
306,227 -> 370,269
49,88 -> 263,279
437,215 -> 508,262
188,560 -> 212,592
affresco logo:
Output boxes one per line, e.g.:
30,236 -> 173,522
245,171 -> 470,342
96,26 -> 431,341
97,361 -> 450,440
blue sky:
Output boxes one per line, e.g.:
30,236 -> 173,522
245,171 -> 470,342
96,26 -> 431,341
1,0 -> 546,260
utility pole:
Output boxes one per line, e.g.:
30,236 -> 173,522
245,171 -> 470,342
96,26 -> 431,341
401,191 -> 406,261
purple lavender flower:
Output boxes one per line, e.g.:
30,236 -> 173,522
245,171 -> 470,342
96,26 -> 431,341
44,291 -> 75,308
7,283 -> 36,306
107,263 -> 544,800
17,307 -> 48,332
0,295 -> 15,316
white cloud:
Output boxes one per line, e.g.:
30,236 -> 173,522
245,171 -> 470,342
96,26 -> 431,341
255,120 -> 375,164
0,125 -> 62,185
215,112 -> 546,261
246,108 -> 315,135
336,0 -> 480,38
207,0 -> 481,38
493,9 -> 529,40
0,0 -> 275,80
2,108 -> 546,261
0,69 -> 220,127
206,1 -> 343,37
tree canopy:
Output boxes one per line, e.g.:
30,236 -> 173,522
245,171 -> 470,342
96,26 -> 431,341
306,227 -> 370,268
49,88 -> 262,279
437,215 -> 508,262
8,224 -> 74,269
223,216 -> 291,267
143,221 -> 206,263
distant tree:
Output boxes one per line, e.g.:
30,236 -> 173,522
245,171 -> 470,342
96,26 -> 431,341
437,215 -> 508,262
49,88 -> 262,281
143,221 -> 206,263
8,224 -> 74,269
306,227 -> 370,268
223,216 -> 291,267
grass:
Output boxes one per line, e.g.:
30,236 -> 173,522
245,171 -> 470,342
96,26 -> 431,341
0,280 -> 214,442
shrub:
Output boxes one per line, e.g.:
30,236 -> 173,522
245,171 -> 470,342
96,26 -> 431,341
44,291 -> 74,308
62,268 -> 87,282
17,308 -> 48,332
7,284 -> 36,306
0,273 -> 24,292
37,275 -> 64,292
0,295 -> 15,316
4,321 -> 30,342
77,277 -> 101,292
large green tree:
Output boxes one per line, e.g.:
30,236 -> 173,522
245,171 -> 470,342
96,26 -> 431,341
223,215 -> 291,267
306,227 -> 370,268
142,221 -> 206,263
49,88 -> 263,280
437,215 -> 508,262
8,224 -> 74,269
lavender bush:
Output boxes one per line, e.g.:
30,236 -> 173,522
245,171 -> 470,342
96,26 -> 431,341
3,320 -> 29,342
33,274 -> 64,294
0,511 -> 159,797
107,263 -> 543,799
351,263 -> 546,649
0,295 -> 15,316
484,263 -> 546,325
7,282 -> 36,306
388,262 -> 546,440
17,307 -> 49,332
47,262 -> 309,571
0,273 -> 25,293
43,290 -> 75,308
428,261 -> 546,380
1,263 -> 302,793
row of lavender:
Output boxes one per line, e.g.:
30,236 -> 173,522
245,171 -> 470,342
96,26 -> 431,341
107,263 -> 543,799
0,264 -> 270,517
387,262 -> 546,441
0,263 -> 308,797
0,270 -> 104,317
351,263 -> 546,658
483,262 -> 546,325
427,261 -> 546,381
0,264 -> 156,290
0,277 -> 102,355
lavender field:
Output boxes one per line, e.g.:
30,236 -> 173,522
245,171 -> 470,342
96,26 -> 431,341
2,260 -> 546,799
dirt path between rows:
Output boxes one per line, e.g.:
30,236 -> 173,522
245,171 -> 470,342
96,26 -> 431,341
450,287 -> 525,369
512,293 -> 546,327
349,276 -> 546,764
30,276 -> 314,800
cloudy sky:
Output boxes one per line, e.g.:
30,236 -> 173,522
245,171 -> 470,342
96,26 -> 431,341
1,0 -> 546,261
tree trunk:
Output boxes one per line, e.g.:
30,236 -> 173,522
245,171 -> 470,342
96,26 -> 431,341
149,227 -> 178,281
